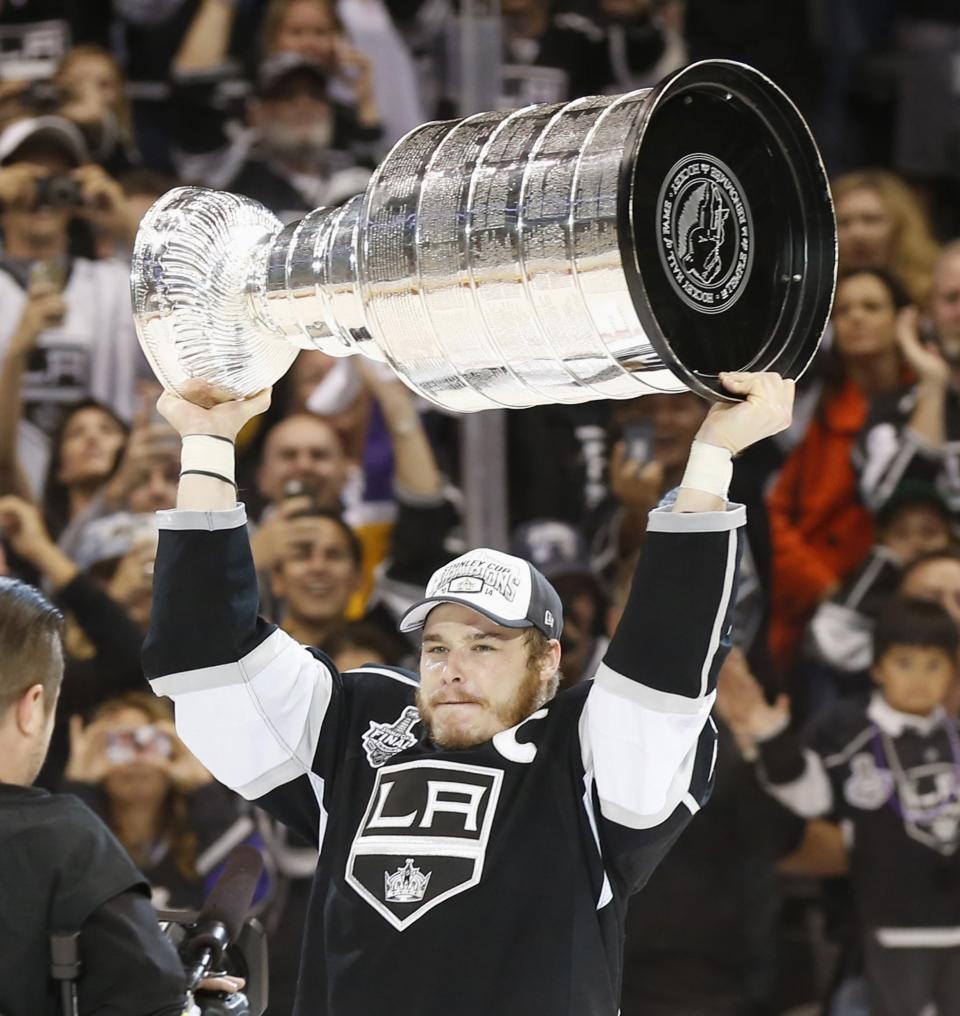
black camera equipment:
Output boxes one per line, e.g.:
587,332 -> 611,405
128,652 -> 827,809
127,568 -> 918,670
20,80 -> 64,114
50,931 -> 81,1016
34,175 -> 84,209
159,844 -> 269,1016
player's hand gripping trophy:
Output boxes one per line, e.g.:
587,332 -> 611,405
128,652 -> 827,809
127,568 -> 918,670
130,60 -> 836,410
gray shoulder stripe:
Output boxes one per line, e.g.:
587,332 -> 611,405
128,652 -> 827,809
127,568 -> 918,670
156,504 -> 247,531
597,790 -> 687,830
150,627 -> 294,698
698,528 -> 737,697
646,503 -> 746,533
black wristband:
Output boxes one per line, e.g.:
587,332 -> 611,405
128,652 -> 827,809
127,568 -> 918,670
179,469 -> 238,491
181,433 -> 235,446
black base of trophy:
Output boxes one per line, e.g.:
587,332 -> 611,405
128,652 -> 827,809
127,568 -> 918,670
619,60 -> 836,401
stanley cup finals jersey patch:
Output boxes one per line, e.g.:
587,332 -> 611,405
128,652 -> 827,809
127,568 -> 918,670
346,760 -> 503,931
362,706 -> 422,768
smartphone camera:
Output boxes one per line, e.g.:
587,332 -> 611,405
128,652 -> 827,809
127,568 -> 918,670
34,175 -> 84,210
622,419 -> 655,466
19,80 -> 64,114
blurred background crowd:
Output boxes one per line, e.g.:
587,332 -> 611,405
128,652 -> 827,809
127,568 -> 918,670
3,0 -> 960,1013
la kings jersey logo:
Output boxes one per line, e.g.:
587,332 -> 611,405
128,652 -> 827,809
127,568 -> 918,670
346,760 -> 503,931
362,706 -> 421,767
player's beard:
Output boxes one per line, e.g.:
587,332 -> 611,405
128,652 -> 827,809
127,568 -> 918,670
417,665 -> 547,750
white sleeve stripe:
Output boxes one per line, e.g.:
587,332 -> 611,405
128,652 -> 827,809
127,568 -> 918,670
155,504 -> 247,531
231,669 -> 332,800
875,927 -> 960,948
150,627 -> 292,697
760,748 -> 833,817
594,662 -> 718,715
681,792 -> 701,815
345,666 -> 420,687
581,771 -> 614,910
165,632 -> 335,801
582,684 -> 710,828
872,435 -> 919,508
698,527 -> 738,697
310,772 -> 329,852
646,503 -> 746,533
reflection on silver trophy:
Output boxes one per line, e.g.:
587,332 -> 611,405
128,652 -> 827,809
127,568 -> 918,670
130,59 -> 837,411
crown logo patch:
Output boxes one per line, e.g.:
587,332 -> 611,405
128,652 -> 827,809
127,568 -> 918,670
384,858 -> 432,903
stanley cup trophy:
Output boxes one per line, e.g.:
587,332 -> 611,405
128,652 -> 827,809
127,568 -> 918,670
131,60 -> 837,411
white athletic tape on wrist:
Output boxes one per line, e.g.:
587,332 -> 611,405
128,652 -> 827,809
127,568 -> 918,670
180,434 -> 236,485
680,440 -> 733,499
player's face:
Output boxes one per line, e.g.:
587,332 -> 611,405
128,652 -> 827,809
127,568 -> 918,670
417,604 -> 558,749
872,645 -> 956,716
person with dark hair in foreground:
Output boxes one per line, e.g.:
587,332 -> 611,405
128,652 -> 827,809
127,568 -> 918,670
0,577 -> 194,1015
145,372 -> 794,1016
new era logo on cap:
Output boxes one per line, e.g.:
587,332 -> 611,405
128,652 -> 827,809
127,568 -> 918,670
399,548 -> 563,640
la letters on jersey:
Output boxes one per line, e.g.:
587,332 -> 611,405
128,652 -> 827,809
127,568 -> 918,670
346,760 -> 504,931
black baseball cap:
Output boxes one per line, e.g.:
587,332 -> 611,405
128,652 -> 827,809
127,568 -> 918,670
0,115 -> 87,167
509,519 -> 594,581
876,481 -> 952,529
256,53 -> 329,99
399,548 -> 564,640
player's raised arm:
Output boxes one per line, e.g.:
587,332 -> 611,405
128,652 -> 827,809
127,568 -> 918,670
141,384 -> 343,841
582,373 -> 795,870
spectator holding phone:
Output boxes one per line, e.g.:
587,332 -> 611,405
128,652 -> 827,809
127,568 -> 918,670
0,116 -> 142,494
855,242 -> 960,517
63,690 -> 261,910
51,393 -> 181,558
171,0 -> 383,204
54,45 -> 141,179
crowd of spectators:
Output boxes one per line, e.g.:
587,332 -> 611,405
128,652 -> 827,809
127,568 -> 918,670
3,1 -> 960,1013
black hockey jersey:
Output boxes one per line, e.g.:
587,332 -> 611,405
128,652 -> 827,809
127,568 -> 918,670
853,384 -> 960,514
143,501 -> 744,1016
758,694 -> 960,939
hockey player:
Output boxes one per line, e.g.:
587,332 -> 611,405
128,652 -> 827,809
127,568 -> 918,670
144,371 -> 794,1016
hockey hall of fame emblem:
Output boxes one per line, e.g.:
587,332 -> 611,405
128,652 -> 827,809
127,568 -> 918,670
656,153 -> 754,316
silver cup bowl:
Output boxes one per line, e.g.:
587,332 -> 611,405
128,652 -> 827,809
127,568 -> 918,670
131,59 -> 836,410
